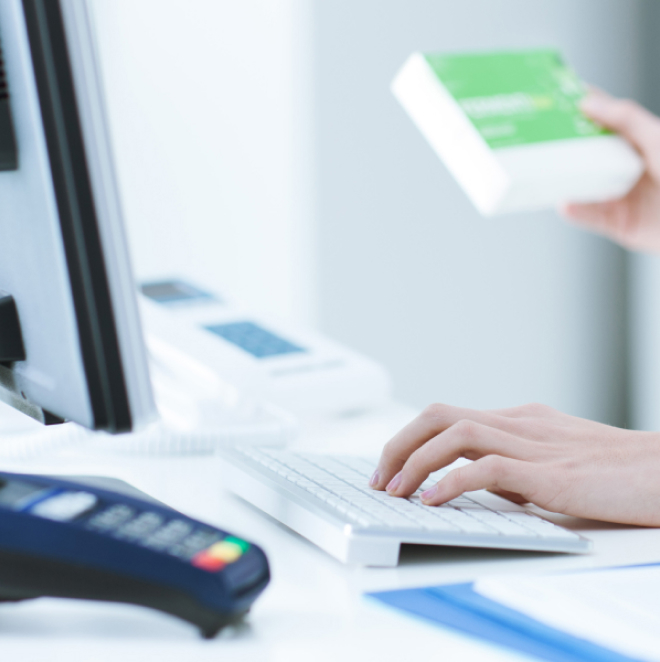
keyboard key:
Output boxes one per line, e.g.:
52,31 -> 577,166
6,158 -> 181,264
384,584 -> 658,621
503,512 -> 547,527
425,508 -> 493,532
336,457 -> 375,477
446,497 -> 476,507
508,514 -> 579,539
307,485 -> 331,498
466,510 -> 539,536
296,479 -> 317,491
345,512 -> 375,527
452,517 -> 498,535
416,517 -> 461,533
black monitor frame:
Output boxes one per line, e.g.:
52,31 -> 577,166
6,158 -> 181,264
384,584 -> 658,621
21,0 -> 131,432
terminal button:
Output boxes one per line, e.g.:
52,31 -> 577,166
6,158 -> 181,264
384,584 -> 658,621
191,536 -> 250,573
87,504 -> 135,531
207,541 -> 241,563
191,551 -> 226,573
143,519 -> 193,549
167,529 -> 222,559
115,512 -> 163,539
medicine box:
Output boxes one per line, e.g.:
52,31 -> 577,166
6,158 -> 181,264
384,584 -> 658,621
392,49 -> 643,216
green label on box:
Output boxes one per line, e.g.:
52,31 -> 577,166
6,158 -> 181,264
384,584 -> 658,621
424,49 -> 608,149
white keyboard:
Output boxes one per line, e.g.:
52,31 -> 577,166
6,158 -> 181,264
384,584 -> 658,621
219,446 -> 591,566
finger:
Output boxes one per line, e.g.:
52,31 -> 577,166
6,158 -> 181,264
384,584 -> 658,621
580,94 -> 660,162
372,404 -> 488,489
583,84 -> 607,98
419,455 -> 538,506
387,420 -> 529,497
561,199 -> 629,239
373,404 -> 510,490
373,403 -> 551,490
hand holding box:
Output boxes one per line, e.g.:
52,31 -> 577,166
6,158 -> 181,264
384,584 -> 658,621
392,49 -> 643,216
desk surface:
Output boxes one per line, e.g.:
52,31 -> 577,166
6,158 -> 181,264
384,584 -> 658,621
1,402 -> 659,662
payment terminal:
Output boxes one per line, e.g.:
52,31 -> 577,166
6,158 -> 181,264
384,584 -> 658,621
0,472 -> 269,638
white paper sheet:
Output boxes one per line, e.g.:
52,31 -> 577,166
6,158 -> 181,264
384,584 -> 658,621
475,565 -> 660,662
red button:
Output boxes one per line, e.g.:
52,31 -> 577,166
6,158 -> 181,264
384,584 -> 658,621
191,551 -> 226,572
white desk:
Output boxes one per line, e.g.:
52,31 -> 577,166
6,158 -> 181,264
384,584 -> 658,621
1,402 -> 659,662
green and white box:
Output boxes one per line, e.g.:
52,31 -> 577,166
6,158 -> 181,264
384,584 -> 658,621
392,49 -> 643,216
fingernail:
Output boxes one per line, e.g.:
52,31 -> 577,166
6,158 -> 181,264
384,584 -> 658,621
369,470 -> 379,488
421,485 -> 438,503
386,472 -> 402,494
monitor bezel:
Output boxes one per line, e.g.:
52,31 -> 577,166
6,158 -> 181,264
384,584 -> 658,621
18,0 -> 151,432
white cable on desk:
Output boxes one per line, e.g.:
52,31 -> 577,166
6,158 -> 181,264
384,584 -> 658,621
0,422 -> 92,460
0,342 -> 298,460
87,404 -> 297,456
0,404 -> 297,460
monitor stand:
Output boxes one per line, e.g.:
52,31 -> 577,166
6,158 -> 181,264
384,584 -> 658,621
0,292 -> 64,426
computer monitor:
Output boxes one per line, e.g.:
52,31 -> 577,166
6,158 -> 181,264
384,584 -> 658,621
0,0 -> 155,432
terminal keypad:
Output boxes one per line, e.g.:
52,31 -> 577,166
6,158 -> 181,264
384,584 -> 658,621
83,503 -> 250,572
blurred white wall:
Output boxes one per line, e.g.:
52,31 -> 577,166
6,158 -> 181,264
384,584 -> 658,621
630,255 -> 660,430
91,0 -> 316,325
628,1 -> 660,432
90,0 -> 646,426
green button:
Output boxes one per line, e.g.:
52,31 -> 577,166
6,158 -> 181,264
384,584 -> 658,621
225,536 -> 250,552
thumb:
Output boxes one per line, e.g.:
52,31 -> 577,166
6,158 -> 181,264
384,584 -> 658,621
580,93 -> 660,165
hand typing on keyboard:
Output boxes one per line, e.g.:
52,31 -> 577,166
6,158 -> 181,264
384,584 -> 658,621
370,402 -> 660,527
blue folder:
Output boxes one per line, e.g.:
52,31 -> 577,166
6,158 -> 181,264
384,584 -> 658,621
369,582 -> 643,662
